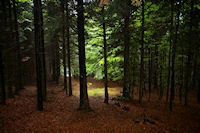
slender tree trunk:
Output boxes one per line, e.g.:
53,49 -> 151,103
77,0 -> 90,110
159,51 -> 163,100
0,48 -> 6,105
166,0 -> 174,104
13,0 -> 23,94
131,56 -> 136,99
55,33 -> 60,84
154,43 -> 158,90
123,0 -> 130,98
139,0 -> 144,104
41,3 -> 47,101
148,47 -> 152,102
191,53 -> 197,90
198,75 -> 200,103
179,48 -> 184,103
184,0 -> 194,106
66,0 -> 72,96
33,0 -> 44,111
61,0 -> 67,94
170,0 -> 180,111
0,0 -> 6,105
7,0 -> 14,98
102,6 -> 108,104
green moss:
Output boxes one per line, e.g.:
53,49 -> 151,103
73,87 -> 121,96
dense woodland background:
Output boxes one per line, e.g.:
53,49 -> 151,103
0,0 -> 200,132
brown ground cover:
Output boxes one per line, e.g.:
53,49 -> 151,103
0,78 -> 200,133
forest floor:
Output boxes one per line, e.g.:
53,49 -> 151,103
0,78 -> 200,133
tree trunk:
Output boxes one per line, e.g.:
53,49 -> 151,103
41,3 -> 47,101
77,0 -> 90,110
148,47 -> 152,102
55,33 -> 60,84
198,75 -> 200,103
123,0 -> 130,99
191,53 -> 197,90
33,0 -> 44,111
12,0 -> 23,94
7,0 -> 14,98
66,0 -> 72,96
139,0 -> 144,104
102,6 -> 108,104
184,0 -> 194,106
159,50 -> 163,100
179,48 -> 184,103
170,0 -> 180,111
154,43 -> 158,90
0,0 -> 6,105
0,48 -> 6,105
166,0 -> 174,104
61,0 -> 67,94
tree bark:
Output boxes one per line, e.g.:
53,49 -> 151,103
170,0 -> 180,111
139,0 -> 144,104
12,0 -> 23,94
55,33 -> 60,84
179,47 -> 184,103
123,0 -> 130,98
191,53 -> 197,90
154,43 -> 158,90
41,2 -> 47,101
0,48 -> 6,105
166,0 -> 174,104
184,0 -> 194,106
61,0 -> 67,94
148,47 -> 152,102
102,6 -> 108,104
159,50 -> 164,100
198,75 -> 200,103
66,0 -> 72,96
7,0 -> 14,98
77,0 -> 90,110
33,0 -> 44,111
0,0 -> 6,105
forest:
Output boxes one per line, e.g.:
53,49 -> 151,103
0,0 -> 200,132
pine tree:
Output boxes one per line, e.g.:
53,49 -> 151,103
102,6 -> 109,104
77,0 -> 90,110
33,0 -> 45,110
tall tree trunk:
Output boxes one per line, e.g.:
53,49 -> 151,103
179,47 -> 184,103
148,47 -> 152,102
166,0 -> 174,104
123,0 -> 130,98
0,48 -> 6,105
61,0 -> 67,94
55,33 -> 60,84
170,0 -> 180,111
154,43 -> 158,90
33,0 -> 44,111
77,0 -> 90,110
139,0 -> 144,104
41,2 -> 47,101
12,0 -> 23,94
159,50 -> 164,100
184,0 -> 194,106
66,0 -> 72,96
7,0 -> 14,98
0,0 -> 6,105
198,75 -> 200,103
102,6 -> 108,104
191,53 -> 197,90
131,56 -> 136,99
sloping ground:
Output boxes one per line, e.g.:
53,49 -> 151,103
0,78 -> 200,133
